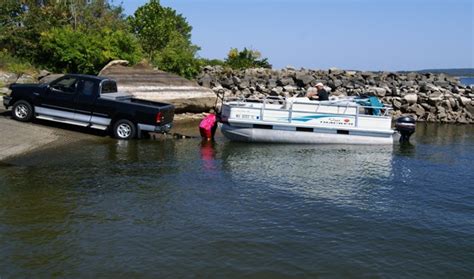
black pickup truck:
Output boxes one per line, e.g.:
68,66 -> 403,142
3,74 -> 174,139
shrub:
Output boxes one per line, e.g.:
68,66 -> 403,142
225,47 -> 272,69
0,50 -> 36,75
198,58 -> 226,67
152,32 -> 201,79
38,27 -> 142,74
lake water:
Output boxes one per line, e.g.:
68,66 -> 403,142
460,77 -> 474,86
1,123 -> 473,278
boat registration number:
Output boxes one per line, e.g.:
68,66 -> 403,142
236,114 -> 260,120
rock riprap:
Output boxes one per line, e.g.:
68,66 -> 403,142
0,71 -> 36,94
197,66 -> 474,124
1,65 -> 472,123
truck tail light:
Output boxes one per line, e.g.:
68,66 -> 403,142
156,112 -> 164,123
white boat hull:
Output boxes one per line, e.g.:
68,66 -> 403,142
219,96 -> 399,145
221,123 -> 394,145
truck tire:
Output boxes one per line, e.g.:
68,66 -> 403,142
12,100 -> 34,122
113,119 -> 136,140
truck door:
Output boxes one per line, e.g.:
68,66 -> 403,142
73,79 -> 96,123
37,76 -> 78,119
73,79 -> 111,129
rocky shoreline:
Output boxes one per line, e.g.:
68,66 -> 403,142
2,66 -> 474,124
197,66 -> 474,124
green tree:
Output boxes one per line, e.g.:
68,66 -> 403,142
152,32 -> 201,79
128,0 -> 193,59
128,0 -> 201,78
0,0 -> 135,72
39,26 -> 142,74
225,47 -> 272,69
1,1 -> 68,59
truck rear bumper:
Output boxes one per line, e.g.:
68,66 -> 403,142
3,96 -> 12,109
138,123 -> 172,133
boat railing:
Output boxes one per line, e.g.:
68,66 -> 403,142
223,96 -> 393,126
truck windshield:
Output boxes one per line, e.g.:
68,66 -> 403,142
101,80 -> 118,94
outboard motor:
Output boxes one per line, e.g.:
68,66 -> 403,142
395,116 -> 416,143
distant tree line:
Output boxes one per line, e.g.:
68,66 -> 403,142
0,0 -> 271,79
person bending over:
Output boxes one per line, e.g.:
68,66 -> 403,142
306,82 -> 329,101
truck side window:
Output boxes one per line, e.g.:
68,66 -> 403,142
80,80 -> 96,96
101,80 -> 117,94
50,77 -> 78,94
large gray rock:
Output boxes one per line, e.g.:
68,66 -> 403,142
458,96 -> 471,106
392,98 -> 402,109
238,78 -> 250,89
404,93 -> 418,105
295,73 -> 314,87
411,104 -> 425,116
427,92 -> 443,105
38,69 -> 51,80
39,74 -> 64,83
16,74 -> 36,84
0,87 -> 10,94
278,77 -> 295,86
0,71 -> 18,86
99,61 -> 216,113
221,78 -> 234,88
199,74 -> 213,88
328,68 -> 344,75
267,79 -> 277,88
369,87 -> 387,97
283,85 -> 297,93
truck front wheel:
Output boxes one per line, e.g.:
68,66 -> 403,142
112,119 -> 136,140
12,100 -> 34,122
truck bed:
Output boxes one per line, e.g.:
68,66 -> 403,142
99,92 -> 174,124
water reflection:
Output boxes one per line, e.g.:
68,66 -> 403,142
0,166 -> 79,277
396,142 -> 416,157
221,143 -> 394,210
200,140 -> 218,172
104,140 -> 140,162
415,123 -> 474,145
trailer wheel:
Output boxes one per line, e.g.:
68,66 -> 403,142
113,119 -> 136,140
12,100 -> 34,122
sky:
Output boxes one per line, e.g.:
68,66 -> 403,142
121,0 -> 473,71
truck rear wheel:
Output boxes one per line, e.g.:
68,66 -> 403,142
112,119 -> 136,140
12,100 -> 34,122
